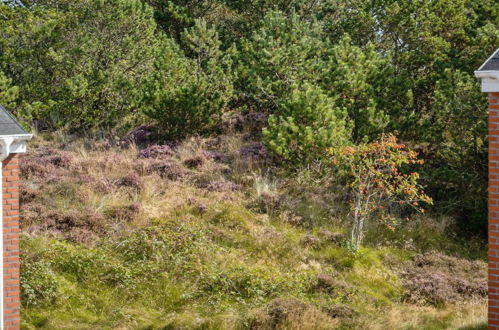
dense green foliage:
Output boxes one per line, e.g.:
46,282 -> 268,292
0,0 -> 497,232
143,20 -> 233,139
1,0 -> 158,130
2,1 -> 495,326
263,83 -> 350,163
234,10 -> 327,112
0,68 -> 17,110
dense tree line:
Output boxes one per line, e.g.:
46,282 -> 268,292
0,0 -> 498,234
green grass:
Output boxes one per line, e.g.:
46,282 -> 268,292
19,136 -> 487,329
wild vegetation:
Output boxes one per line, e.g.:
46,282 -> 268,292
19,132 -> 486,329
0,0 -> 497,328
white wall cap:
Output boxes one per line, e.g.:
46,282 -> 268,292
475,70 -> 499,93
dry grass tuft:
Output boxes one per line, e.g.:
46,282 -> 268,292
248,298 -> 339,330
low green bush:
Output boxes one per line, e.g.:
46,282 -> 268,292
263,83 -> 351,164
235,10 -> 328,112
48,242 -> 96,281
111,219 -> 205,265
20,259 -> 60,307
143,20 -> 233,140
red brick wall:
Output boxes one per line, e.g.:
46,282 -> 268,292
2,154 -> 20,330
490,92 -> 499,329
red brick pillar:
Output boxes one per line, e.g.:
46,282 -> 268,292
490,92 -> 499,329
2,154 -> 20,330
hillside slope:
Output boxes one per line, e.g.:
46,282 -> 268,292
19,132 -> 487,330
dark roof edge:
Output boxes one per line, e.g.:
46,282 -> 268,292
0,105 -> 29,135
477,48 -> 499,71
